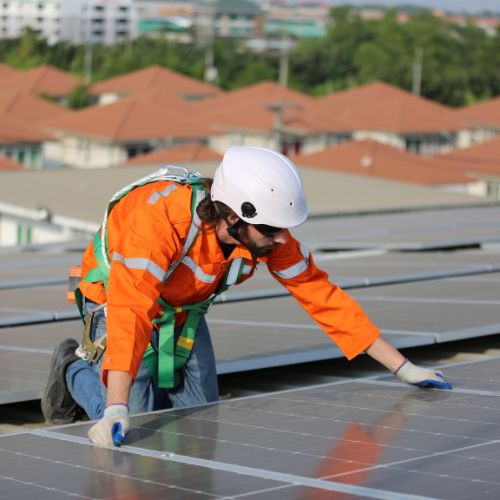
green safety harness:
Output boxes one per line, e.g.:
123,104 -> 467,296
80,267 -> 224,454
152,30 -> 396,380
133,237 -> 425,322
76,166 -> 247,389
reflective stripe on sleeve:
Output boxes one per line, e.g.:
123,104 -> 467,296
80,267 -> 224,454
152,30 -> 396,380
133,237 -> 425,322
181,255 -> 217,283
112,252 -> 167,282
226,258 -> 243,286
148,184 -> 178,205
272,244 -> 310,280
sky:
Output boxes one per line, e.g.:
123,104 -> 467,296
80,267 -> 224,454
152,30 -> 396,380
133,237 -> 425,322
325,0 -> 500,14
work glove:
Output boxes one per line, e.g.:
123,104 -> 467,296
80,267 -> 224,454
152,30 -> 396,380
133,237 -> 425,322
394,359 -> 452,390
88,403 -> 130,447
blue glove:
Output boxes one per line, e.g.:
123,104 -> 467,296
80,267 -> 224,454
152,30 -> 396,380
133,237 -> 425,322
88,403 -> 130,447
394,359 -> 452,390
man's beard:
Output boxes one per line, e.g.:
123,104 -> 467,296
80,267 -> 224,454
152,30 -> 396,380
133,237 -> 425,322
237,224 -> 275,258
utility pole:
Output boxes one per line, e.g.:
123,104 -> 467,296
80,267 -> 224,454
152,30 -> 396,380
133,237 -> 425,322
83,1 -> 92,84
202,0 -> 217,84
266,102 -> 296,153
278,34 -> 290,88
412,47 -> 423,96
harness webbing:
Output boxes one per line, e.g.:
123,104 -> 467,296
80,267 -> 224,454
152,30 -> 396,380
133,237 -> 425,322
144,257 -> 245,388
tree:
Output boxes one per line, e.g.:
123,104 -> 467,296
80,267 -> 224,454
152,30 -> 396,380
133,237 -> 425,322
67,84 -> 94,110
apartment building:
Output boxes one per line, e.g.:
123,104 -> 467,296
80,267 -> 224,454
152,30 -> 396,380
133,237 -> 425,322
0,0 -> 137,45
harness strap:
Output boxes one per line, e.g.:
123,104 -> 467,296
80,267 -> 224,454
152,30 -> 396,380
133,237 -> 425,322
143,258 -> 246,388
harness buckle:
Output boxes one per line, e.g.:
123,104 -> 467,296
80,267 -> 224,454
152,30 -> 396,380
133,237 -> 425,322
76,305 -> 107,364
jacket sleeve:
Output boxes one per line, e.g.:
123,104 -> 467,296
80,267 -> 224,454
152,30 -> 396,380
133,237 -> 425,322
267,233 -> 380,360
101,195 -> 189,383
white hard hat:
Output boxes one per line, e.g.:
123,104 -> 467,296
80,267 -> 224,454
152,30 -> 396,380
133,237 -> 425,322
211,146 -> 308,228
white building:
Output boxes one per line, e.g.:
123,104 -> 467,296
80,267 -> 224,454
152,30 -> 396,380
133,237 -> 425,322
0,0 -> 138,45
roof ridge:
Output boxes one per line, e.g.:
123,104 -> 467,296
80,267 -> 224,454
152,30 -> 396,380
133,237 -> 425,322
111,98 -> 138,140
30,66 -> 47,91
2,91 -> 20,115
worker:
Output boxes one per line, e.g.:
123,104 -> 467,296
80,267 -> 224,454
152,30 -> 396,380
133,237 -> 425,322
41,146 -> 451,447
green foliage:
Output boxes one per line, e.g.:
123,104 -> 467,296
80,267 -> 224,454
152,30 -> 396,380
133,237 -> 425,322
4,28 -> 48,68
214,39 -> 277,89
67,84 -> 94,110
0,12 -> 499,107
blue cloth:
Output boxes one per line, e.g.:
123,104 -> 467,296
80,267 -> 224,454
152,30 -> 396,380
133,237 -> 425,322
66,299 -> 219,420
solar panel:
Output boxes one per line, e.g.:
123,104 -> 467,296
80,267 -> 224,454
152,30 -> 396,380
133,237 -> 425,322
0,284 -> 75,326
0,250 -> 80,290
296,205 -> 500,250
354,274 -> 500,342
3,357 -> 500,499
210,276 -> 500,373
0,321 -> 81,404
229,249 -> 500,299
209,295 -> 436,374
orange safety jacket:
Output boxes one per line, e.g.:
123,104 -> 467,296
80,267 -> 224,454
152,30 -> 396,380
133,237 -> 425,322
79,181 -> 380,383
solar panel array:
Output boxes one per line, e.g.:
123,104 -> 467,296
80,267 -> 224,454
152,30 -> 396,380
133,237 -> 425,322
3,204 -> 500,498
2,355 -> 500,499
2,250 -> 500,403
2,205 -> 500,404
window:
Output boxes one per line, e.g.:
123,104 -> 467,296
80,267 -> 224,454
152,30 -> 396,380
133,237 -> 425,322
126,144 -> 153,158
487,182 -> 500,199
17,225 -> 32,245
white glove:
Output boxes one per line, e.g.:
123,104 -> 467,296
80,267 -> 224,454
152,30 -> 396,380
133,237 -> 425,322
88,403 -> 130,447
394,359 -> 452,390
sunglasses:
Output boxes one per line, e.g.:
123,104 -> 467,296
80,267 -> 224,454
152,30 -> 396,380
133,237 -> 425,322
253,224 -> 284,237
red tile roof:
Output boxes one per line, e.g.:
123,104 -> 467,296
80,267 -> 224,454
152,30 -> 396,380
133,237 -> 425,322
90,65 -> 221,100
341,95 -> 461,133
315,81 -> 410,111
193,80 -> 315,113
0,64 -> 82,96
45,95 -> 211,141
312,81 -> 461,134
121,144 -> 222,167
0,63 -> 21,79
0,92 -> 71,123
195,81 -> 350,134
199,98 -> 345,134
454,97 -> 500,128
292,139 -> 473,185
0,155 -> 24,171
133,86 -> 193,114
0,115 -> 53,144
433,137 -> 500,177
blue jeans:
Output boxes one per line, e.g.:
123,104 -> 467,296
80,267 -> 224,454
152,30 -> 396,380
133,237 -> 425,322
66,298 -> 219,420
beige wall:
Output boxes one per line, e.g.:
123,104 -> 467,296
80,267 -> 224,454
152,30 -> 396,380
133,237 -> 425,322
45,134 -> 127,168
353,130 -> 456,155
456,127 -> 497,149
209,132 -> 278,153
209,131 -> 336,155
439,181 -> 486,197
